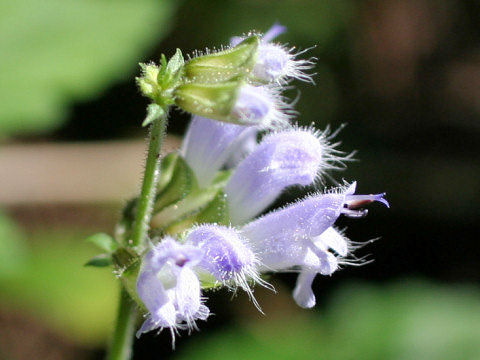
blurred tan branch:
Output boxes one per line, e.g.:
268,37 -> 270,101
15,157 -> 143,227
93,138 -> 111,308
0,137 -> 180,205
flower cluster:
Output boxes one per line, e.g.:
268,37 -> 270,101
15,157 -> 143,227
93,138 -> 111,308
134,24 -> 388,342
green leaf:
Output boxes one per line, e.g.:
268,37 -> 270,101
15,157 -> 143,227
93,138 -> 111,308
0,0 -> 175,136
84,254 -> 113,268
142,103 -> 164,127
154,154 -> 198,212
86,232 -> 118,253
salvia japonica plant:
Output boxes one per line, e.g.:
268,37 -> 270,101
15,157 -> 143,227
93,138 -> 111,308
86,23 -> 389,359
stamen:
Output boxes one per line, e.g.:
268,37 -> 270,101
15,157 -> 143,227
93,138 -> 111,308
345,193 -> 390,209
341,208 -> 369,218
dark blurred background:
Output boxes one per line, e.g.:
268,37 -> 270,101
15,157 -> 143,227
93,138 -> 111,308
1,0 -> 479,359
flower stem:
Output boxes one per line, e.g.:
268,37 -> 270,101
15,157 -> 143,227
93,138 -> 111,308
107,109 -> 168,360
107,287 -> 137,360
131,110 -> 168,247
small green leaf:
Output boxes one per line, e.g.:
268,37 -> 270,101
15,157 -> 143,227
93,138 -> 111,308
86,233 -> 118,253
142,103 -> 164,127
84,254 -> 113,267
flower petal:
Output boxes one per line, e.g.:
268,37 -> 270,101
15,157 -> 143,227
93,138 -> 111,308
226,129 -> 324,224
182,116 -> 253,187
292,269 -> 317,309
175,267 -> 202,321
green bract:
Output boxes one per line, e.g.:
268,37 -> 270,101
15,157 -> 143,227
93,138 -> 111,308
184,36 -> 260,83
151,154 -> 232,234
136,48 -> 184,108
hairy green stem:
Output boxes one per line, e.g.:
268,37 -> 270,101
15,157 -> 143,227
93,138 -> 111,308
107,110 -> 168,360
131,111 -> 168,247
107,287 -> 138,360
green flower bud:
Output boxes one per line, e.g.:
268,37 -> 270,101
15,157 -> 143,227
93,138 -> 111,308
136,49 -> 185,107
184,36 -> 260,83
174,80 -> 240,123
137,63 -> 161,101
175,79 -> 291,128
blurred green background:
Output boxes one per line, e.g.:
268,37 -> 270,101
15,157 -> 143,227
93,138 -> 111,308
1,0 -> 479,359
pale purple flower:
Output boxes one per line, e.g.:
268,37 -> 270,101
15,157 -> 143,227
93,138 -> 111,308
182,116 -> 257,187
225,128 -> 332,225
262,23 -> 287,43
225,126 -> 258,168
185,224 -> 268,308
240,182 -> 388,306
292,227 -> 348,308
232,23 -> 315,84
231,84 -> 292,129
136,238 -> 209,340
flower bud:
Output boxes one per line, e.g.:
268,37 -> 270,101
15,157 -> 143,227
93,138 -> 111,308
175,81 -> 290,128
231,23 -> 315,85
136,238 -> 209,339
241,182 -> 388,269
136,63 -> 161,100
184,36 -> 260,83
185,224 -> 267,309
185,225 -> 258,285
225,129 -> 326,225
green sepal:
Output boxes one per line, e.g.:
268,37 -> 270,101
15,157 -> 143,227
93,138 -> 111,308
184,36 -> 260,83
112,247 -> 139,270
165,189 -> 230,235
142,103 -> 165,127
115,197 -> 138,246
86,232 -> 118,253
113,248 -> 146,312
84,253 -> 113,267
154,153 -> 198,213
193,191 -> 229,225
157,152 -> 178,191
152,170 -> 232,234
174,79 -> 243,123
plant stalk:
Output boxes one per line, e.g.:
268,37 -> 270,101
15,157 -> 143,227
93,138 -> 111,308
131,111 -> 168,247
107,287 -> 138,360
107,109 -> 168,360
